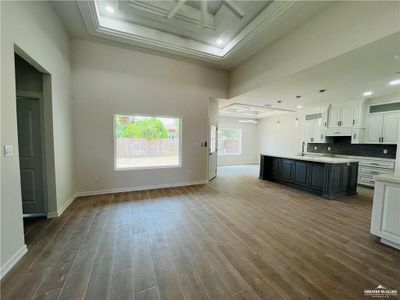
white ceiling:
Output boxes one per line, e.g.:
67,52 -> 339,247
52,1 -> 330,68
221,32 -> 400,117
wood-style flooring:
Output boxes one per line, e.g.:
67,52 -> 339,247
1,165 -> 399,299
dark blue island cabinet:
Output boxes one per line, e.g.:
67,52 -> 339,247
259,154 -> 359,200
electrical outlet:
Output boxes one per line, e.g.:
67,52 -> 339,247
328,147 -> 331,151
314,146 -> 318,150
383,149 -> 388,154
4,145 -> 13,157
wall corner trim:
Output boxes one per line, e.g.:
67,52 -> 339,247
1,244 -> 28,280
47,193 -> 78,219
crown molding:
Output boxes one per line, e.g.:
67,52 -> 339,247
77,1 -> 299,65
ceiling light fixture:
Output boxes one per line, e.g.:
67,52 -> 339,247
297,105 -> 302,109
216,39 -> 224,46
389,79 -> 400,86
363,91 -> 373,97
105,5 -> 115,13
239,119 -> 258,124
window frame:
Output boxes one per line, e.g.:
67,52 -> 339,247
218,127 -> 242,156
113,113 -> 183,171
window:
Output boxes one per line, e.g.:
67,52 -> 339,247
114,114 -> 181,170
218,128 -> 241,155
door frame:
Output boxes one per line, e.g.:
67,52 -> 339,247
16,91 -> 49,216
14,45 -> 58,218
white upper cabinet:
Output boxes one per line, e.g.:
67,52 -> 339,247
341,105 -> 354,127
365,114 -> 383,143
365,112 -> 399,144
327,107 -> 341,127
327,105 -> 354,128
305,113 -> 326,143
382,113 -> 399,144
352,105 -> 364,127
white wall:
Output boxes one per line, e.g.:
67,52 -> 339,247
218,116 -> 258,165
72,39 -> 229,194
257,112 -> 305,156
1,1 -> 74,276
230,1 -> 400,98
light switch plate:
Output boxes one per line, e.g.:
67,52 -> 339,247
383,149 -> 388,154
4,145 -> 13,157
328,147 -> 331,151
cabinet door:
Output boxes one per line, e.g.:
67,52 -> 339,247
281,159 -> 293,182
328,107 -> 340,128
271,158 -> 281,178
340,106 -> 354,127
309,163 -> 324,191
315,126 -> 326,143
305,120 -> 315,143
352,105 -> 363,127
294,161 -> 308,186
365,114 -> 383,143
351,128 -> 364,144
382,113 -> 399,144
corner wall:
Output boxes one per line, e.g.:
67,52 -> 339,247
1,1 -> 74,277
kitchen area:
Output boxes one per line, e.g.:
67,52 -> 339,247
259,98 -> 400,250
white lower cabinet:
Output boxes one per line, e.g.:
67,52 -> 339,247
371,176 -> 400,250
357,158 -> 395,187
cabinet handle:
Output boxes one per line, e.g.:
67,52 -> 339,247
381,137 -> 384,143
321,134 -> 324,140
353,120 -> 355,125
353,133 -> 356,140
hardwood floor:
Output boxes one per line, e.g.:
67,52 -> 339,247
2,165 -> 399,299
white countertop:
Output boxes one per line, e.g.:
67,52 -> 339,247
262,154 -> 359,164
374,173 -> 400,184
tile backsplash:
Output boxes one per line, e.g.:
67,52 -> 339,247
307,143 -> 397,159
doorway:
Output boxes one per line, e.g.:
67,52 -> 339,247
14,53 -> 49,219
208,98 -> 219,180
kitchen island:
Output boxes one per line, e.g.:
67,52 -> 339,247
259,154 -> 359,200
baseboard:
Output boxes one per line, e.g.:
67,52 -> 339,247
75,180 -> 209,198
1,244 -> 28,280
47,193 -> 78,218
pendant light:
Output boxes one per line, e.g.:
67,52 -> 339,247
276,112 -> 280,129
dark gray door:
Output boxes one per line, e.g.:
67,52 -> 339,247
17,97 -> 46,214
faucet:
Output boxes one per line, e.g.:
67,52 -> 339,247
301,141 -> 305,156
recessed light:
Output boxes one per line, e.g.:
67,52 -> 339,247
277,100 -> 283,103
319,89 -> 327,93
296,95 -> 301,98
389,79 -> 400,86
105,5 -> 115,13
363,91 -> 373,96
216,39 -> 224,46
297,105 -> 302,109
